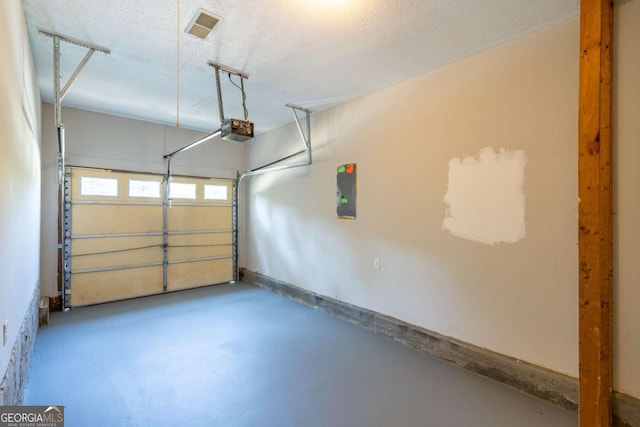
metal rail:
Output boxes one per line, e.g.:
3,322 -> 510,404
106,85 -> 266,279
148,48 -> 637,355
71,243 -> 231,258
71,255 -> 232,275
41,29 -> 110,310
70,229 -> 232,240
163,129 -> 222,159
63,171 -> 72,309
234,104 -> 312,280
71,200 -> 231,207
232,175 -> 239,282
72,262 -> 164,275
239,104 -> 311,183
167,255 -> 232,265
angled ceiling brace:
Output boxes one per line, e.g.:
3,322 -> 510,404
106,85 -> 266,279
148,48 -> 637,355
39,30 -> 111,127
287,103 -> 312,151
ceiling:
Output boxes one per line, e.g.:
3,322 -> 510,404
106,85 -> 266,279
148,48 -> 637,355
22,0 -> 578,135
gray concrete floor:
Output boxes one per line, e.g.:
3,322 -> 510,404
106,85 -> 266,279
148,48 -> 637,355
25,282 -> 577,427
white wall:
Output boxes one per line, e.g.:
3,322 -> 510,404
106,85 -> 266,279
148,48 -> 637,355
0,0 -> 41,379
246,6 -> 640,399
40,105 -> 247,297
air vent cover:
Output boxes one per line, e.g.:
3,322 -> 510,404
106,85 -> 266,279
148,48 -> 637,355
185,9 -> 222,40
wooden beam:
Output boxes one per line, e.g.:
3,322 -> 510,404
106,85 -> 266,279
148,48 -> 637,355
578,0 -> 614,426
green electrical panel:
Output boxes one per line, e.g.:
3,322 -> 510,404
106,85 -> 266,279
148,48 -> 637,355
337,163 -> 357,219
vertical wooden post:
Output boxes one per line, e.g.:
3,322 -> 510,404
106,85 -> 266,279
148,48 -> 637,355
578,0 -> 614,426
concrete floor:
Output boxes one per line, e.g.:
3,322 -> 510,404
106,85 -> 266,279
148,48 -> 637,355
25,282 -> 577,427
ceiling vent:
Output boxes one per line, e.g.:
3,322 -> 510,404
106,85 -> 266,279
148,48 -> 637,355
185,9 -> 222,40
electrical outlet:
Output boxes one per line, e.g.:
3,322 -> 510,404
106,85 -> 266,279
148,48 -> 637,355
374,258 -> 381,270
2,321 -> 7,347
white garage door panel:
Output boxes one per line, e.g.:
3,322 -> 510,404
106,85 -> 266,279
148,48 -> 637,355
167,245 -> 231,262
72,204 -> 163,235
72,235 -> 163,254
71,244 -> 162,270
67,168 -> 234,307
167,232 -> 232,247
167,206 -> 232,231
70,266 -> 164,306
167,258 -> 233,292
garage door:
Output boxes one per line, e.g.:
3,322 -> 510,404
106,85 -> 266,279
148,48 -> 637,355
65,167 -> 234,307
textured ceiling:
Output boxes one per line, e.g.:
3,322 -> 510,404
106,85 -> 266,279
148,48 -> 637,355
23,0 -> 578,134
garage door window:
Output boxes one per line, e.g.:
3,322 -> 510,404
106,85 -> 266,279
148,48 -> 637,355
129,180 -> 161,198
204,184 -> 228,201
80,176 -> 118,197
169,182 -> 196,199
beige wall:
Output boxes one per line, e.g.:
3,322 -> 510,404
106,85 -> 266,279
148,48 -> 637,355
246,4 -> 640,399
40,105 -> 247,298
0,0 -> 41,379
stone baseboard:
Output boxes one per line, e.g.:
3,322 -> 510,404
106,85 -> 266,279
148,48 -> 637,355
242,269 -> 640,426
0,286 -> 39,405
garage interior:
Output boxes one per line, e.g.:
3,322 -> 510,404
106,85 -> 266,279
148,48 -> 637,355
1,0 -> 639,426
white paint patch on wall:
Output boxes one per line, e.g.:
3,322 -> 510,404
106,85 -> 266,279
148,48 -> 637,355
443,147 -> 526,245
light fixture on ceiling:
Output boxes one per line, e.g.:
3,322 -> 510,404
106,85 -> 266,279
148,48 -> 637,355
185,8 -> 222,39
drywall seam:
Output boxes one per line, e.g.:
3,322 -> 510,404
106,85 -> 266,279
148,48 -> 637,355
443,147 -> 526,245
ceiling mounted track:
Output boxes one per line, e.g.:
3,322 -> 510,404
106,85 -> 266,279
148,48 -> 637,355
207,61 -> 249,80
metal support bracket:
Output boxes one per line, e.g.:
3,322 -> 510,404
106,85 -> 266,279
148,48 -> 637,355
286,103 -> 312,151
208,61 -> 253,140
208,61 -> 249,124
207,61 -> 249,80
40,30 -> 110,128
240,104 -> 312,182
